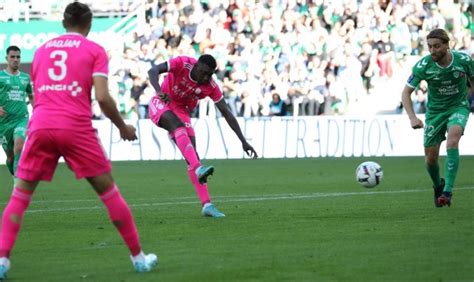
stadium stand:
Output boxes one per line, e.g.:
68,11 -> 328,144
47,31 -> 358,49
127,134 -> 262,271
1,0 -> 472,119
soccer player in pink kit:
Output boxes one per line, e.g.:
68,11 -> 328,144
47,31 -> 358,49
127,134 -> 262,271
148,54 -> 258,218
0,2 -> 156,279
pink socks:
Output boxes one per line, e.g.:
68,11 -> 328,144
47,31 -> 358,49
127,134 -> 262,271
99,184 -> 141,256
172,128 -> 200,170
187,167 -> 211,205
172,127 -> 211,206
0,187 -> 33,258
0,185 -> 143,258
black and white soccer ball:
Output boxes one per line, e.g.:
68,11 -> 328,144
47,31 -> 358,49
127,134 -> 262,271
355,161 -> 383,188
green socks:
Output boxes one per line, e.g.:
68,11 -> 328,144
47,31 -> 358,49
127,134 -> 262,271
425,162 -> 441,188
444,148 -> 459,193
425,148 -> 459,193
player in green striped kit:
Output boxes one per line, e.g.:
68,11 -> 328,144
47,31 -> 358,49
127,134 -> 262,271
0,46 -> 33,176
401,29 -> 474,207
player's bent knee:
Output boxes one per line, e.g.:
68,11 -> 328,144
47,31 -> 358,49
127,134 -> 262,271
425,156 -> 438,165
446,136 -> 461,148
87,173 -> 115,194
424,152 -> 438,164
157,111 -> 184,130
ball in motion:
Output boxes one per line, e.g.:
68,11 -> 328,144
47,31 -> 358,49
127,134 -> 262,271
355,161 -> 383,188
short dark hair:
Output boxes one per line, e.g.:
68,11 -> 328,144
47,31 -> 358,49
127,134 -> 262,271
63,1 -> 92,29
427,29 -> 450,44
198,54 -> 217,71
6,45 -> 20,55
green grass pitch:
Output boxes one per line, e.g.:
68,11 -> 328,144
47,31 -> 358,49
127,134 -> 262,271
0,157 -> 473,281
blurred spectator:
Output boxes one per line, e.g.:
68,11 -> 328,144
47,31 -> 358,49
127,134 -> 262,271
390,5 -> 412,59
268,93 -> 287,117
359,42 -> 378,94
422,3 -> 446,32
198,28 -> 216,54
374,31 -> 394,79
413,80 -> 428,114
396,80 -> 427,114
403,0 -> 426,56
239,72 -> 261,117
222,77 -> 239,117
130,76 -> 147,118
140,82 -> 155,118
325,72 -> 346,115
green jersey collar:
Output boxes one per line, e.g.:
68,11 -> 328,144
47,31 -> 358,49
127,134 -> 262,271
2,69 -> 20,76
435,50 -> 454,69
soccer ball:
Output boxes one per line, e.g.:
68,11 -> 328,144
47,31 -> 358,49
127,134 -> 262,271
356,161 -> 383,188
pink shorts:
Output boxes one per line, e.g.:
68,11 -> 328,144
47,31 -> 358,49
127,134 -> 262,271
16,129 -> 111,181
148,96 -> 195,137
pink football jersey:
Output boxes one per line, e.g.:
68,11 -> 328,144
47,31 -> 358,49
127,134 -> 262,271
30,32 -> 108,131
161,56 -> 223,112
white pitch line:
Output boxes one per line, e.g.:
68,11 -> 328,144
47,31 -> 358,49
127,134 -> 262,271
24,186 -> 474,213
28,195 -> 198,204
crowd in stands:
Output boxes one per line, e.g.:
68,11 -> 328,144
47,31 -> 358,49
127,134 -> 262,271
100,0 -> 472,120
3,0 -> 473,119
0,0 -> 137,21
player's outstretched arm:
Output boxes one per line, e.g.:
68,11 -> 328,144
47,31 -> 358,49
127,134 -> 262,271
215,99 -> 258,159
401,84 -> 423,129
147,62 -> 169,94
93,76 -> 137,141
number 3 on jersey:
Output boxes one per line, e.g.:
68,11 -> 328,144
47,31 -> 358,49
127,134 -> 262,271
48,50 -> 67,81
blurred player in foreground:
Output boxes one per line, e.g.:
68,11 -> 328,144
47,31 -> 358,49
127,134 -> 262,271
0,2 -> 157,279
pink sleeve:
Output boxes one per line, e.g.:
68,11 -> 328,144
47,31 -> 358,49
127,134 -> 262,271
168,56 -> 184,73
93,46 -> 108,77
209,80 -> 223,103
